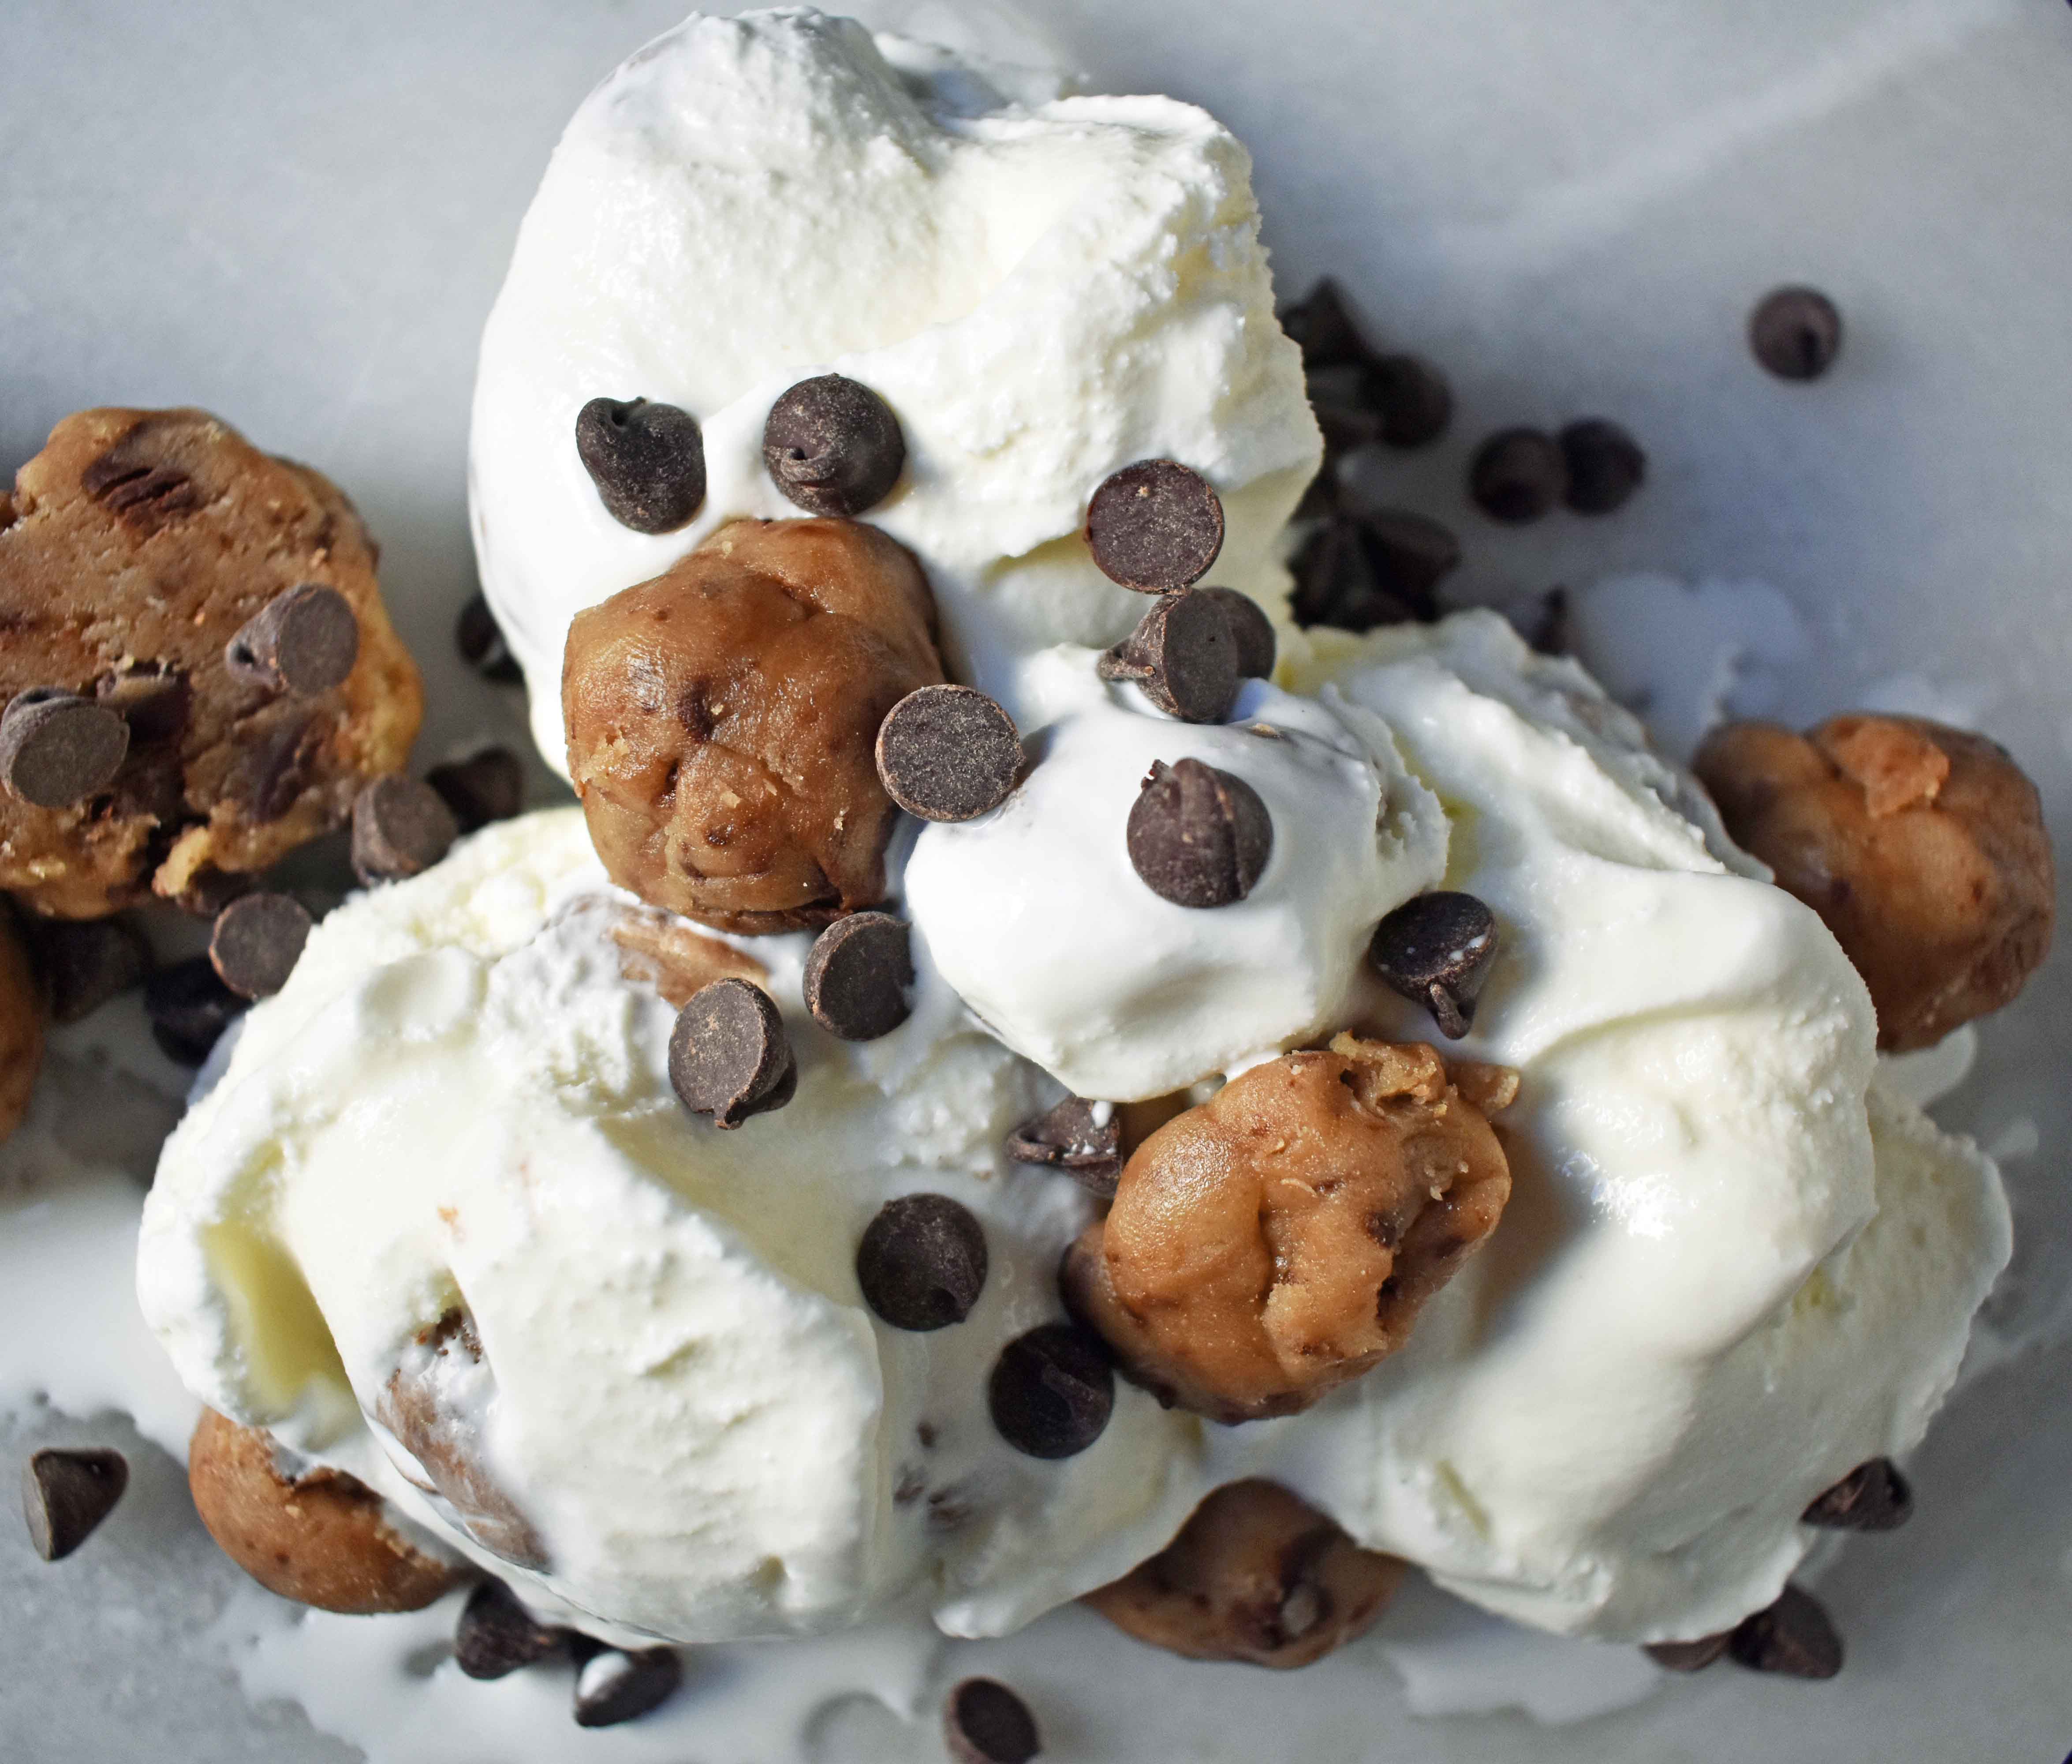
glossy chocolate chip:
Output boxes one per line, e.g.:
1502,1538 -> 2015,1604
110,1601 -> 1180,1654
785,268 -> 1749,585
426,747 -> 525,834
1801,1458 -> 1912,1531
1127,758 -> 1273,909
1084,460 -> 1225,594
455,592 -> 523,684
1368,892 -> 1500,1039
1289,512 -> 1457,632
668,977 -> 795,1129
575,397 -> 707,534
989,1323 -> 1113,1459
1098,591 -> 1240,723
1005,1096 -> 1124,1198
856,1193 -> 989,1332
351,777 -> 459,886
762,374 -> 905,517
1727,1585 -> 1843,1679
30,917 -> 150,1024
1558,419 -> 1647,515
571,1641 -> 684,1728
1645,1633 -> 1731,1673
1750,287 -> 1843,382
455,1579 -> 568,1680
208,893 -> 313,1001
875,685 -> 1023,822
224,584 -> 360,695
803,912 -> 913,1041
143,956 -> 249,1066
944,1677 -> 1042,1764
1194,587 -> 1277,680
1469,429 -> 1567,524
0,689 -> 129,809
21,1447 -> 128,1561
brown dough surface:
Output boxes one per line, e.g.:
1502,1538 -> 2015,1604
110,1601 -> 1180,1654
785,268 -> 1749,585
0,906 -> 45,1141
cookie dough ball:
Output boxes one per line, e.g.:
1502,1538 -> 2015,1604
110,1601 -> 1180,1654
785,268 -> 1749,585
1083,1479 -> 1404,1668
0,906 -> 44,1142
1065,1038 -> 1514,1423
0,408 -> 423,918
563,518 -> 943,934
1695,714 -> 2053,1051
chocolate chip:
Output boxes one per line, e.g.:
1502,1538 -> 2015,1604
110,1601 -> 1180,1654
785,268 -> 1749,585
1281,278 -> 1368,369
989,1322 -> 1114,1459
0,689 -> 130,809
95,666 -> 191,746
224,584 -> 360,695
875,685 -> 1023,822
351,777 -> 459,886
455,592 -> 523,684
21,1447 -> 128,1560
1367,891 -> 1500,1039
1528,586 -> 1571,657
29,918 -> 150,1024
1558,419 -> 1647,515
235,714 -> 319,823
454,1579 -> 568,1680
208,893 -> 314,1001
856,1193 -> 989,1331
170,866 -> 253,921
1364,352 -> 1454,449
945,1677 -> 1042,1764
1749,287 -> 1843,382
1126,758 -> 1273,909
803,912 -> 913,1041
425,747 -> 525,835
1098,591 -> 1240,723
575,397 -> 707,534
1193,587 -> 1276,680
144,956 -> 249,1065
1645,1633 -> 1731,1673
1084,460 -> 1225,594
1289,512 -> 1457,632
571,1641 -> 683,1728
668,977 -> 795,1129
1005,1096 -> 1123,1198
1801,1458 -> 1912,1531
1469,429 -> 1567,524
762,374 -> 905,517
1727,1585 -> 1843,1679
81,452 -> 198,533
1304,365 -> 1384,456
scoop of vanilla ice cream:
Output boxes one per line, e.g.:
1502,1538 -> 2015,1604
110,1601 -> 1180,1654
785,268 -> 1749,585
138,810 -> 1202,1643
469,7 -> 1320,772
903,646 -> 1448,1101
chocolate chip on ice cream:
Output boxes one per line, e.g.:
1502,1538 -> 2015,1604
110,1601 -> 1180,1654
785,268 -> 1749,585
0,909 -> 45,1142
1727,1584 -> 1844,1679
21,1447 -> 127,1561
1194,586 -> 1277,679
27,916 -> 150,1024
1557,419 -> 1647,515
875,685 -> 1023,822
426,746 -> 525,834
1468,427 -> 1567,524
1367,890 -> 1502,1039
455,1578 -> 570,1680
668,977 -> 795,1129
455,590 -> 523,684
762,374 -> 906,517
208,892 -> 314,1000
1098,591 -> 1241,723
0,690 -> 129,808
1006,1096 -> 1125,1196
1645,1633 -> 1732,1673
802,911 -> 912,1041
1749,286 -> 1844,381
575,396 -> 707,534
572,1641 -> 684,1728
988,1322 -> 1115,1459
1802,1458 -> 1913,1531
1084,460 -> 1225,593
855,1193 -> 989,1331
143,955 -> 248,1066
1126,758 -> 1272,908
943,1677 -> 1042,1764
351,775 -> 459,886
224,583 -> 361,696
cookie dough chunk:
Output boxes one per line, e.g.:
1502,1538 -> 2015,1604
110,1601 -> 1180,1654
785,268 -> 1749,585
1064,1037 -> 1514,1423
1695,714 -> 2053,1050
0,906 -> 43,1142
563,518 -> 943,934
0,409 -> 423,918
1083,1479 -> 1404,1668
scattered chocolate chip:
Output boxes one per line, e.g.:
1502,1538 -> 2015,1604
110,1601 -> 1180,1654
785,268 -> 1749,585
1558,419 -> 1647,515
208,893 -> 314,1001
1367,891 -> 1500,1039
224,584 -> 361,695
1469,429 -> 1568,524
1098,591 -> 1239,723
989,1322 -> 1114,1459
21,1447 -> 128,1560
1802,1458 -> 1912,1531
856,1193 -> 989,1331
1289,512 -> 1457,632
1084,460 -> 1225,594
762,374 -> 905,517
29,917 -> 150,1024
456,592 -> 523,685
1281,278 -> 1368,369
95,666 -> 191,746
351,776 -> 459,886
1528,586 -> 1571,657
1645,1633 -> 1731,1673
1727,1585 -> 1843,1679
425,747 -> 525,834
571,1641 -> 684,1728
1750,287 -> 1843,382
1364,352 -> 1454,449
143,956 -> 248,1065
1126,758 -> 1273,909
1195,587 -> 1277,680
575,397 -> 707,534
875,685 -> 1023,822
803,912 -> 913,1041
0,689 -> 130,809
945,1677 -> 1042,1764
668,977 -> 795,1129
454,1578 -> 567,1680
1303,364 -> 1384,456
1006,1096 -> 1124,1198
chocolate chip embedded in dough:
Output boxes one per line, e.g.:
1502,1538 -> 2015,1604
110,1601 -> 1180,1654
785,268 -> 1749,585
1750,287 -> 1843,382
455,1579 -> 569,1680
1367,891 -> 1501,1039
856,1193 -> 989,1331
1085,460 -> 1225,594
0,689 -> 130,808
1801,1458 -> 1913,1531
224,583 -> 361,696
803,912 -> 913,1041
94,665 -> 191,746
1645,1633 -> 1732,1672
455,591 -> 523,684
143,955 -> 249,1065
351,776 -> 459,886
944,1677 -> 1042,1764
21,1447 -> 128,1561
426,747 -> 525,834
1558,419 -> 1647,516
571,1641 -> 685,1729
1098,591 -> 1240,724
762,374 -> 906,517
29,917 -> 151,1024
668,977 -> 795,1129
875,685 -> 1023,822
575,397 -> 707,534
1468,428 -> 1567,524
1006,1096 -> 1124,1198
1727,1585 -> 1843,1679
1193,587 -> 1277,680
208,892 -> 314,1001
1126,758 -> 1273,909
988,1322 -> 1114,1460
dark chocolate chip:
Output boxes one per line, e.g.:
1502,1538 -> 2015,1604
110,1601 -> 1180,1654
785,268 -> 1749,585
1558,419 -> 1647,516
29,917 -> 151,1024
455,592 -> 523,684
762,374 -> 905,517
0,690 -> 130,809
1280,278 -> 1368,369
1195,587 -> 1277,679
875,686 -> 1023,822
80,453 -> 198,533
1469,429 -> 1568,524
454,1578 -> 568,1680
575,397 -> 707,534
1727,1585 -> 1843,1679
1289,512 -> 1457,632
171,867 -> 254,921
224,584 -> 360,695
803,912 -> 913,1042
208,893 -> 314,1001
856,1193 -> 989,1331
95,666 -> 191,746
235,714 -> 319,823
1304,366 -> 1385,456
21,1447 -> 128,1561
571,1641 -> 684,1728
945,1677 -> 1042,1764
1364,352 -> 1454,449
425,747 -> 525,835
1801,1458 -> 1912,1531
1368,891 -> 1500,1039
1084,460 -> 1225,594
1528,586 -> 1571,657
1645,1633 -> 1731,1673
988,1322 -> 1114,1459
1097,591 -> 1240,723
668,977 -> 795,1129
1126,758 -> 1273,909
351,777 -> 459,886
1005,1096 -> 1124,1198
144,956 -> 249,1065
1749,287 -> 1843,382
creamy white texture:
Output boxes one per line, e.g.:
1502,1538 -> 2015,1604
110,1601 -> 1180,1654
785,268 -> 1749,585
469,7 -> 1319,772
